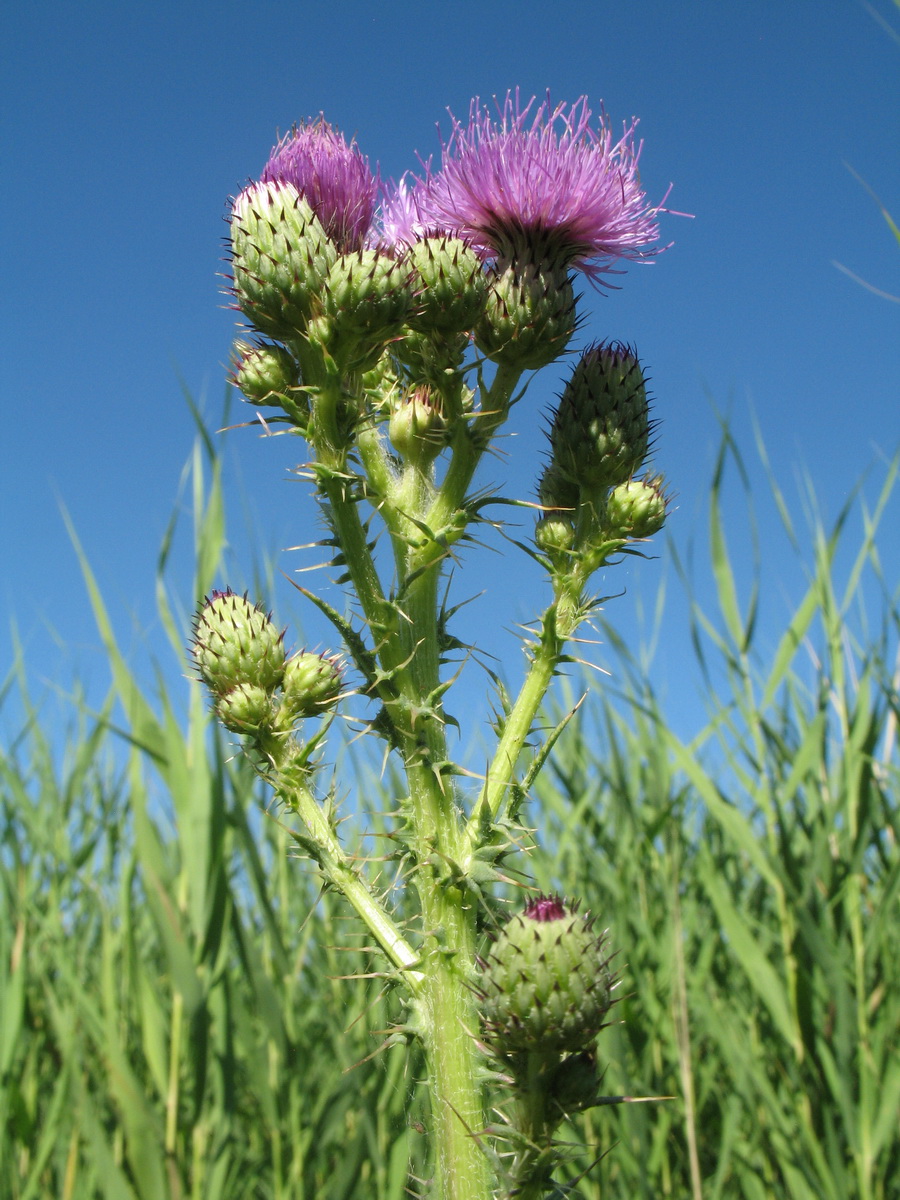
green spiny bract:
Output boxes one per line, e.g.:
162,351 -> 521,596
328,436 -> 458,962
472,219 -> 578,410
538,463 -> 580,513
277,651 -> 343,724
550,342 -> 651,489
605,475 -> 668,538
191,589 -> 286,697
230,181 -> 337,340
388,386 -> 446,464
475,260 -> 576,371
534,514 -> 576,559
232,339 -> 301,406
215,683 -> 276,733
477,896 -> 614,1054
316,249 -> 415,370
407,236 -> 488,335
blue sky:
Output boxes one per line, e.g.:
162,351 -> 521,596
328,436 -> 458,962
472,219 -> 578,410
2,0 -> 899,750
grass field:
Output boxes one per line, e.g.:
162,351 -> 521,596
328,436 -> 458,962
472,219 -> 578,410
3,431 -> 898,1199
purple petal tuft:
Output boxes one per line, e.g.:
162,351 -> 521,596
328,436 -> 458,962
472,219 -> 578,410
262,118 -> 378,252
405,91 -> 672,280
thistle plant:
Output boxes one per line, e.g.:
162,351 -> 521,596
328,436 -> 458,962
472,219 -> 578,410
195,92 -> 677,1200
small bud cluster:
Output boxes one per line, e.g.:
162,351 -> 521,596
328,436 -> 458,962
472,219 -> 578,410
537,342 -> 669,572
191,590 -> 342,737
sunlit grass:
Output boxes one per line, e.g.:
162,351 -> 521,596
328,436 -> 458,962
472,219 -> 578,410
2,425 -> 897,1198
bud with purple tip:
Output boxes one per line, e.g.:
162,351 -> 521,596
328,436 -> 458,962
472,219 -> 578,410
191,589 -> 286,698
478,897 -> 614,1055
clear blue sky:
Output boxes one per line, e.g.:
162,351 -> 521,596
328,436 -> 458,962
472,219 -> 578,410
2,0 -> 898,749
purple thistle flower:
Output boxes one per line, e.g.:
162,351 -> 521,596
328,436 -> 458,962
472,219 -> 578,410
376,175 -> 436,250
412,92 -> 670,281
261,118 -> 378,253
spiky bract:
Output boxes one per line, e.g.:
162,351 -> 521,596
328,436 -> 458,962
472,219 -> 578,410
478,897 -> 614,1054
550,342 -> 651,489
606,475 -> 668,538
192,590 -> 286,697
407,236 -> 487,334
232,340 -> 300,405
475,261 -> 576,370
230,182 -> 337,340
278,652 -> 343,724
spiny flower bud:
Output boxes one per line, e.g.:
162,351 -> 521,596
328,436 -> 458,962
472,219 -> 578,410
478,897 -> 614,1054
215,683 -> 275,734
475,260 -> 575,371
229,181 -> 337,340
317,249 -> 414,368
408,236 -> 487,334
192,590 -> 286,698
388,387 -> 446,463
550,342 -> 651,489
605,475 -> 668,538
232,340 -> 300,406
277,651 -> 343,724
534,515 -> 576,557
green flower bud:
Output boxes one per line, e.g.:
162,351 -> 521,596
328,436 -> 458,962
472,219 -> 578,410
230,182 -> 337,340
316,249 -> 414,369
277,651 -> 343,724
388,387 -> 446,463
550,342 -> 652,489
232,339 -> 300,406
534,515 -> 576,556
606,475 -> 668,538
191,590 -> 286,697
475,261 -> 575,370
478,897 -> 614,1054
408,237 -> 487,334
215,683 -> 275,733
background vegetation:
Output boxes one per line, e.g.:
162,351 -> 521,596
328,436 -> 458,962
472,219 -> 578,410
2,425 -> 898,1199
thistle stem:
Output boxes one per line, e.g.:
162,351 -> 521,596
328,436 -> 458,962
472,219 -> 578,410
265,747 -> 423,987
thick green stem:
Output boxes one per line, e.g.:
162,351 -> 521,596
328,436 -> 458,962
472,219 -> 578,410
392,465 -> 493,1199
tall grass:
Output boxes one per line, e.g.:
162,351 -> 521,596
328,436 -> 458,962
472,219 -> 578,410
531,441 -> 900,1198
2,427 -> 897,1198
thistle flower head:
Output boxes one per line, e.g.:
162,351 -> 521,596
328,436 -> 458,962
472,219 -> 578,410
412,91 -> 667,279
478,896 -> 615,1054
262,118 -> 378,253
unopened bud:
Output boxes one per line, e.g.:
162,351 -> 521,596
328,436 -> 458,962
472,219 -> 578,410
550,342 -> 652,489
191,590 -> 286,697
216,683 -> 275,733
316,249 -> 414,369
229,182 -> 336,339
534,515 -> 576,557
538,463 -> 579,513
408,236 -> 487,335
478,897 -> 614,1055
277,651 -> 343,724
606,476 -> 668,538
389,388 -> 445,463
233,340 -> 300,406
